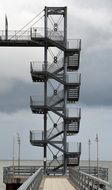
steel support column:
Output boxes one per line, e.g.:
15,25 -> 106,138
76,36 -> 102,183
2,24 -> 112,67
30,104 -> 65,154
63,6 -> 67,175
44,6 -> 48,175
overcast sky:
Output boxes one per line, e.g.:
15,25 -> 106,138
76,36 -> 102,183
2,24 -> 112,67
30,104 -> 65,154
0,0 -> 112,162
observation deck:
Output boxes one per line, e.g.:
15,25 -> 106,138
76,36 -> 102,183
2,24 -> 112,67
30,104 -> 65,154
0,28 -> 81,52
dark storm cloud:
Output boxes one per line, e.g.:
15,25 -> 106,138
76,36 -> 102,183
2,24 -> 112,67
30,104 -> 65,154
0,78 -> 43,113
80,46 -> 112,106
67,4 -> 112,107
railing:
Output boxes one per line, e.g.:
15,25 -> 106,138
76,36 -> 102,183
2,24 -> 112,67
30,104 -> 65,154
78,166 -> 108,181
30,62 -> 81,84
0,28 -> 64,41
66,72 -> 81,84
3,166 -> 41,184
17,167 -> 43,190
30,27 -> 44,38
0,28 -> 81,50
30,121 -> 79,144
30,123 -> 63,143
30,61 -> 45,72
67,142 -> 81,153
31,27 -> 64,41
0,30 -> 31,40
69,168 -> 112,190
67,39 -> 81,50
66,107 -> 81,118
30,96 -> 81,118
30,96 -> 81,119
30,121 -> 79,143
30,95 -> 64,108
30,96 -> 44,106
30,55 -> 80,74
30,130 -> 44,141
30,60 -> 63,74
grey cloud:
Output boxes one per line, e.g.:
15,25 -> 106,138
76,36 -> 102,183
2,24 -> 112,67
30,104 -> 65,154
80,47 -> 112,106
0,78 -> 43,113
68,14 -> 112,52
70,0 -> 112,10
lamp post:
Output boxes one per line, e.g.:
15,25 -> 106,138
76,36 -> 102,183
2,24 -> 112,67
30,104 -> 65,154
12,136 -> 15,181
17,133 -> 21,179
88,139 -> 91,174
95,133 -> 99,177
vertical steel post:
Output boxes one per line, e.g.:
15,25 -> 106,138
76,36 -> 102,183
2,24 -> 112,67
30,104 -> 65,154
12,136 -> 15,181
17,133 -> 20,180
63,6 -> 67,175
88,139 -> 91,174
44,6 -> 48,175
95,134 -> 99,177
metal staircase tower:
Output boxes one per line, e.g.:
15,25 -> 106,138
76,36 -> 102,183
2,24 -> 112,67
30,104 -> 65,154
30,7 -> 81,175
0,6 -> 81,175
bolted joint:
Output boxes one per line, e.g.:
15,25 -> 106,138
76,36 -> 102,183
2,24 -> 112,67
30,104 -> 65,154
53,155 -> 57,159
54,56 -> 57,63
54,23 -> 58,31
54,90 -> 57,95
54,123 -> 57,128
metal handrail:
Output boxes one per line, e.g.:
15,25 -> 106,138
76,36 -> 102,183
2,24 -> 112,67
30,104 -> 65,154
66,107 -> 81,118
0,28 -> 81,50
30,61 -> 81,84
30,96 -> 81,117
69,168 -> 112,190
17,167 -> 43,190
77,166 -> 108,181
66,142 -> 81,153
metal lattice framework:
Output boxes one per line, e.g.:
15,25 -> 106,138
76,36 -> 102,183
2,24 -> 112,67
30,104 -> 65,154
30,7 -> 81,175
0,6 -> 81,175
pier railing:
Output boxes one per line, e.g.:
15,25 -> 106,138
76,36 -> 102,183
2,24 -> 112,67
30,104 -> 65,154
78,166 -> 108,181
17,167 -> 43,190
69,167 -> 112,190
3,166 -> 41,184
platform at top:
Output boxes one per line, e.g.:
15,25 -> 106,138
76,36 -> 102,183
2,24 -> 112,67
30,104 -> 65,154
0,28 -> 81,52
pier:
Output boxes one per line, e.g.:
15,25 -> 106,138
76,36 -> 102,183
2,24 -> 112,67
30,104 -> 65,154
4,166 -> 111,190
3,165 -> 110,190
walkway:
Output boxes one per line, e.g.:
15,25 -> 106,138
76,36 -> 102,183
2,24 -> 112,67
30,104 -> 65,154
43,177 -> 76,190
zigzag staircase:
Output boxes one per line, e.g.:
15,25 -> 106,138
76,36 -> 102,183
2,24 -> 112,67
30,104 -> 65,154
29,6 -> 81,174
